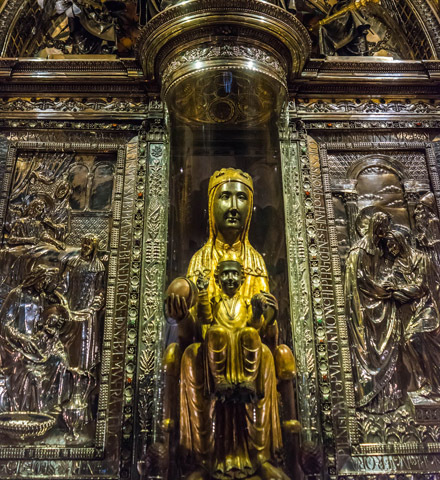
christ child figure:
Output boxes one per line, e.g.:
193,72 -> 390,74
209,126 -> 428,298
197,256 -> 277,402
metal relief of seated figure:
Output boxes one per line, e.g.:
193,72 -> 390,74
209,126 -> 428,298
0,198 -> 66,287
162,168 -> 299,480
7,198 -> 65,250
318,0 -> 376,56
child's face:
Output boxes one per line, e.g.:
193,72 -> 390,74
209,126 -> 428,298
218,261 -> 242,297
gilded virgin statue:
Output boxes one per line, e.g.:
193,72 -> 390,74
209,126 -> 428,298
162,168 -> 298,480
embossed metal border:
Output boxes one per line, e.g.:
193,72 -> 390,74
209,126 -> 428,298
0,141 -> 129,461
133,111 -> 170,462
280,119 -> 323,451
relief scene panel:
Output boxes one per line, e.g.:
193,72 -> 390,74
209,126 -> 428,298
0,148 -> 115,450
324,144 -> 440,456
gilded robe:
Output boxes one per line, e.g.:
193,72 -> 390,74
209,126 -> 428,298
179,169 -> 283,479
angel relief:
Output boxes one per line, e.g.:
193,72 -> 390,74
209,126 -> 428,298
0,151 -> 112,444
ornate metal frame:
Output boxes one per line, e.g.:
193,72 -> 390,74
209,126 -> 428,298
299,137 -> 440,476
0,139 -> 139,478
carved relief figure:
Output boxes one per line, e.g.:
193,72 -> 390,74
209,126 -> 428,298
52,180 -> 73,239
163,168 -> 298,480
386,230 -> 440,397
0,151 -> 112,447
414,192 -> 440,267
61,234 -> 105,424
7,198 -> 65,250
345,211 -> 407,413
0,198 -> 66,287
318,0 -> 373,56
0,265 -> 71,413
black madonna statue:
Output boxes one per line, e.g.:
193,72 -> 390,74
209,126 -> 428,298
162,168 -> 299,480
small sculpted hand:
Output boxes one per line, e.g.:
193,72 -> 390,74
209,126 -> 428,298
196,275 -> 209,292
22,339 -> 39,355
251,293 -> 266,319
392,287 -> 411,303
165,293 -> 188,322
55,240 -> 66,251
380,273 -> 396,290
260,291 -> 278,325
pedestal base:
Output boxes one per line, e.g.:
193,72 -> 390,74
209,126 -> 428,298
409,391 -> 440,424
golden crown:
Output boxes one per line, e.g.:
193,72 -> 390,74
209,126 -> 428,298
208,168 -> 254,194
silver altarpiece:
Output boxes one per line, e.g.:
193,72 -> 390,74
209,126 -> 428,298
0,0 -> 439,479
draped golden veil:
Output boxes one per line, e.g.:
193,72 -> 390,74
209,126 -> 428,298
187,168 -> 269,300
180,168 -> 283,479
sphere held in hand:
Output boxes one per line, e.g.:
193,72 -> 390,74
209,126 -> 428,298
166,277 -> 198,309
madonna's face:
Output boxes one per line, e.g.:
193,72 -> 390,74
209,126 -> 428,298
213,182 -> 250,238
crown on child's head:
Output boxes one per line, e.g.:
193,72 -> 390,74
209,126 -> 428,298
214,252 -> 243,285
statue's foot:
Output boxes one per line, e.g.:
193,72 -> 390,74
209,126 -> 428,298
215,380 -> 235,401
256,461 -> 290,480
236,381 -> 257,403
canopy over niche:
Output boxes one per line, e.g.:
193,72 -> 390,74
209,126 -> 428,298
0,0 -> 438,60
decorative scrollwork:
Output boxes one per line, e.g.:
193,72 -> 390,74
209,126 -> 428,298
297,99 -> 440,115
0,98 -> 149,114
161,44 -> 286,87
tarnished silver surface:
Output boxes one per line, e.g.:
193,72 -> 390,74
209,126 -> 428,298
0,134 -> 139,479
0,143 -> 115,455
313,140 -> 440,472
